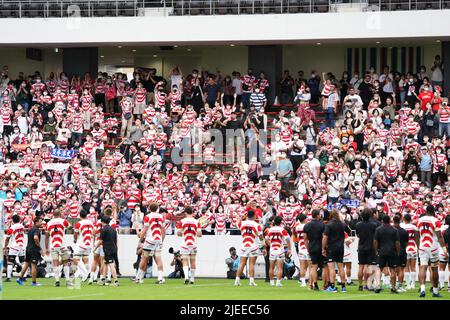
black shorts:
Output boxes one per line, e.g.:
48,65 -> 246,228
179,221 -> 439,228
377,255 -> 398,269
396,253 -> 407,268
104,251 -> 116,264
358,250 -> 376,265
326,249 -> 344,263
310,252 -> 325,266
25,250 -> 41,264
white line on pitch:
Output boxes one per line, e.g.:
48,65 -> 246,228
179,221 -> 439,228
48,293 -> 105,300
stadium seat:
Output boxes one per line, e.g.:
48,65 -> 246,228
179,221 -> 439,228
215,0 -> 231,14
314,0 -> 328,12
287,0 -> 300,13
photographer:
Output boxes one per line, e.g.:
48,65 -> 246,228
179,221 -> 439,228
225,247 -> 244,280
168,247 -> 184,279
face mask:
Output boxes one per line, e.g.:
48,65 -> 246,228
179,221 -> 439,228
36,79 -> 41,83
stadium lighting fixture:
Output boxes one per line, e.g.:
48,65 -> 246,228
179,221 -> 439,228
118,46 -> 122,48
187,48 -> 191,52
153,54 -> 158,58
54,48 -> 59,53
376,41 -> 380,44
436,40 -> 441,43
316,42 -> 321,45
100,55 -> 105,58
132,49 -> 137,52
230,44 -> 235,47
174,45 -> 178,48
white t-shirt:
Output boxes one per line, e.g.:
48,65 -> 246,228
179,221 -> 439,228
232,78 -> 243,95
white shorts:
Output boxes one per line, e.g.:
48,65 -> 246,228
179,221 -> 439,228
407,251 -> 417,260
269,248 -> 285,261
238,246 -> 262,258
298,250 -> 310,261
180,245 -> 197,256
343,254 -> 352,263
73,245 -> 91,257
142,240 -> 162,257
419,247 -> 439,266
439,248 -> 448,263
94,246 -> 104,257
8,246 -> 25,257
50,247 -> 70,261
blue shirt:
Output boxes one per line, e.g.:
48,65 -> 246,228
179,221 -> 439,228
231,256 -> 240,271
420,154 -> 432,171
277,159 -> 293,178
15,187 -> 28,201
118,209 -> 133,228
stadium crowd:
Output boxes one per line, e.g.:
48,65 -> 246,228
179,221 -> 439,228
2,58 -> 450,296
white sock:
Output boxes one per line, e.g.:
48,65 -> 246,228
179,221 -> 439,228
7,264 -> 13,279
433,287 -> 439,294
55,265 -> 61,282
405,272 -> 410,285
78,261 -> 88,276
183,266 -> 189,280
249,277 -> 255,283
270,279 -> 275,285
346,277 -> 352,284
410,272 -> 416,286
420,284 -> 426,292
276,279 -> 281,285
300,277 -> 306,284
158,271 -> 164,281
63,266 -> 71,281
136,269 -> 144,280
190,269 -> 195,281
235,276 -> 240,283
384,275 -> 390,285
439,271 -> 445,288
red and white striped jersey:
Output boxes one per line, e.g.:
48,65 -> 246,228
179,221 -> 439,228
417,215 -> 442,249
241,75 -> 256,93
1,106 -> 13,125
74,219 -> 94,248
432,154 -> 447,173
45,218 -> 70,249
265,226 -> 289,251
439,105 -> 450,123
176,217 -> 201,247
294,222 -> 307,252
6,223 -> 25,248
134,88 -> 147,104
80,95 -> 93,111
400,222 -> 418,254
142,188 -> 162,204
67,199 -> 80,219
154,90 -> 167,109
214,211 -> 227,234
143,212 -> 165,242
238,220 -> 263,248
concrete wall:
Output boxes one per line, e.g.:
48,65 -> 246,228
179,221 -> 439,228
0,11 -> 449,45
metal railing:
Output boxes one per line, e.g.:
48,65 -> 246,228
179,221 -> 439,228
0,0 -> 448,17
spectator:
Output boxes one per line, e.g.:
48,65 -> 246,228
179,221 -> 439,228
117,201 -> 133,234
225,247 -> 242,279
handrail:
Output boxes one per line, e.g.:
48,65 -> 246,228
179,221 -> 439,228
0,0 -> 446,17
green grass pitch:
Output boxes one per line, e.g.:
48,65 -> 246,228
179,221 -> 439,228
3,278 -> 450,300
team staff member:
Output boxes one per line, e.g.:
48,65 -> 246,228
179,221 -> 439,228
355,209 -> 378,291
373,215 -> 400,294
16,217 -> 43,287
322,210 -> 346,293
304,210 -> 325,291
94,216 -> 119,286
393,215 -> 409,292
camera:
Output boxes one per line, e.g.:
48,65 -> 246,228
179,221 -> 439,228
168,247 -> 180,257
